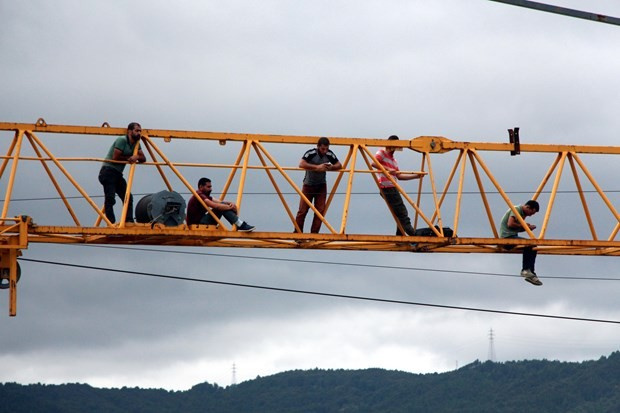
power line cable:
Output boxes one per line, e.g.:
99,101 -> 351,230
74,244 -> 620,282
488,0 -> 620,27
18,257 -> 620,325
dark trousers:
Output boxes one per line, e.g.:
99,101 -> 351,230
523,247 -> 537,272
380,187 -> 415,236
504,235 -> 537,272
98,167 -> 133,223
295,183 -> 327,233
200,210 -> 239,226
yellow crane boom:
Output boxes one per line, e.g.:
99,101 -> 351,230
1,119 -> 619,315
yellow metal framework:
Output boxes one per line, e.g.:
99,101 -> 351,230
1,120 -> 619,315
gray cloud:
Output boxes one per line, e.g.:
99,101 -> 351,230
1,0 -> 619,390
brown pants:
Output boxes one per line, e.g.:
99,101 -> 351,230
295,183 -> 327,233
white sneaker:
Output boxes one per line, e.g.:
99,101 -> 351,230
521,269 -> 543,286
525,275 -> 543,286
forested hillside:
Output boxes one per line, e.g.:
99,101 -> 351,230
2,351 -> 620,412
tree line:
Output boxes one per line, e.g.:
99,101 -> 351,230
2,351 -> 620,412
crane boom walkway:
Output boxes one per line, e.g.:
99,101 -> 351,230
1,120 -> 619,315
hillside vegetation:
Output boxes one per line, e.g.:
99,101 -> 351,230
2,352 -> 620,412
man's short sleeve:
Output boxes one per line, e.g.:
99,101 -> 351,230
301,148 -> 316,163
326,150 -> 339,164
375,150 -> 385,164
113,137 -> 125,150
112,137 -> 131,156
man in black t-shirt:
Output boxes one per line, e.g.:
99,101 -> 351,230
295,137 -> 342,233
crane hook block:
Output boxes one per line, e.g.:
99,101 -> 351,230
0,262 -> 21,290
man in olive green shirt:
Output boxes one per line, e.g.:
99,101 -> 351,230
98,122 -> 146,224
500,200 -> 541,286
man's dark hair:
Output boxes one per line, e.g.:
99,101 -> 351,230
388,135 -> 399,141
198,177 -> 211,187
127,122 -> 141,131
525,200 -> 540,212
317,137 -> 330,146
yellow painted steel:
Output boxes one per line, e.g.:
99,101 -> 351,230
0,120 -> 619,315
0,217 -> 29,316
1,130 -> 24,219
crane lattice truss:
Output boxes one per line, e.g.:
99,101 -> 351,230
1,120 -> 619,314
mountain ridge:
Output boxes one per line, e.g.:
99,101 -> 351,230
2,352 -> 620,412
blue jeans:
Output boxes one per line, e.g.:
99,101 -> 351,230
200,209 -> 239,226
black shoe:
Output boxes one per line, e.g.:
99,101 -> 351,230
238,222 -> 255,232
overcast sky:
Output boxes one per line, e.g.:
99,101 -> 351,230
1,0 -> 620,391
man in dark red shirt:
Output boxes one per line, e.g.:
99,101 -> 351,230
186,177 -> 255,232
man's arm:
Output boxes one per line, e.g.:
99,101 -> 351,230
371,154 -> 389,171
134,149 -> 146,163
329,160 -> 342,171
201,194 -> 236,212
395,172 -> 422,181
326,153 -> 342,171
371,157 -> 401,177
371,161 -> 399,182
112,148 -> 131,162
507,215 -> 536,231
300,159 -> 329,172
199,194 -> 221,209
113,148 -> 146,164
216,200 -> 237,212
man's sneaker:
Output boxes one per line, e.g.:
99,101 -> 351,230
524,275 -> 543,286
237,222 -> 255,232
521,269 -> 543,286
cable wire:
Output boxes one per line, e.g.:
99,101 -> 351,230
18,257 -> 620,325
75,244 -> 620,282
488,0 -> 620,27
